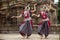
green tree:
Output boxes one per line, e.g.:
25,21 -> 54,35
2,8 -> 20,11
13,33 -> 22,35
57,0 -> 60,23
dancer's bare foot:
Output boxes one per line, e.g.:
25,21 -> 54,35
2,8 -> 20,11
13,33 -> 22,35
22,36 -> 26,39
45,36 -> 48,39
40,35 -> 43,39
26,36 -> 29,39
45,37 -> 48,39
25,36 -> 30,39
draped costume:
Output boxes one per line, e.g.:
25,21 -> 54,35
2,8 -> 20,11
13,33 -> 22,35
19,10 -> 33,36
38,11 -> 50,37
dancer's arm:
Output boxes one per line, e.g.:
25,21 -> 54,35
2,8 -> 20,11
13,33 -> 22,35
31,3 -> 37,12
25,4 -> 30,11
27,4 -> 30,10
11,14 -> 22,18
32,13 -> 40,17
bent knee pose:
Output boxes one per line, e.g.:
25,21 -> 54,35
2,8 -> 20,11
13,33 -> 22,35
12,4 -> 37,38
38,9 -> 50,38
33,9 -> 50,39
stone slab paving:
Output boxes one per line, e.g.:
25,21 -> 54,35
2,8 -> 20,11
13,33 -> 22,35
0,34 -> 59,40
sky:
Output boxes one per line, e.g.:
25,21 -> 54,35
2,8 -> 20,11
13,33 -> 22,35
54,0 -> 59,4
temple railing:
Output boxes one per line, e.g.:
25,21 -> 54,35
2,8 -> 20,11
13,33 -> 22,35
0,24 -> 60,34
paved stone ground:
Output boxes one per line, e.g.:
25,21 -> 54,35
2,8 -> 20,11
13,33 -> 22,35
0,34 -> 59,40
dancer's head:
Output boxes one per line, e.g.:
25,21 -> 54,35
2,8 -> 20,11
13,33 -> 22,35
42,6 -> 47,12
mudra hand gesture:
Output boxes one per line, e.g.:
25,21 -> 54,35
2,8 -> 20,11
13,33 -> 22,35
11,16 -> 15,18
32,14 -> 36,16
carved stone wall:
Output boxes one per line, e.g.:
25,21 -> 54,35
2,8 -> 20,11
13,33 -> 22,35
0,0 -> 58,34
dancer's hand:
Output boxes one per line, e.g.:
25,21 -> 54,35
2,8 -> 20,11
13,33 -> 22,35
34,3 -> 37,6
32,14 -> 36,16
37,14 -> 40,17
11,16 -> 15,18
